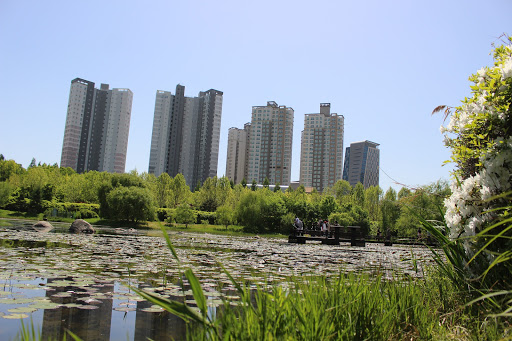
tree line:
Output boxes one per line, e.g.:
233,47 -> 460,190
0,155 -> 450,236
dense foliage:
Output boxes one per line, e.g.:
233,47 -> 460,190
0,154 -> 449,233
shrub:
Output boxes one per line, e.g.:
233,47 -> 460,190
437,36 -> 512,283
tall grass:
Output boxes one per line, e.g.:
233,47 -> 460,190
413,193 -> 512,320
135,224 -> 510,340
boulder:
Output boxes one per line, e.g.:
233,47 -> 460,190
33,221 -> 54,233
69,219 -> 95,234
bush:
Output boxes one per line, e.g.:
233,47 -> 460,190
196,210 -> 216,224
106,186 -> 156,222
157,208 -> 175,221
42,202 -> 100,219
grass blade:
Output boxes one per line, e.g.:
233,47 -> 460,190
131,286 -> 206,324
185,268 -> 208,318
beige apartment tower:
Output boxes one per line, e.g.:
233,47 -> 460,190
246,101 -> 294,186
299,103 -> 344,191
225,126 -> 249,184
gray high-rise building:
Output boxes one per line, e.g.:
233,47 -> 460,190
300,103 -> 344,191
60,78 -> 133,173
342,140 -> 380,188
246,101 -> 294,186
148,85 -> 223,188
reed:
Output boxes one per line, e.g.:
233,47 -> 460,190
133,224 -> 511,340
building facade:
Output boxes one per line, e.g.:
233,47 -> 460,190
342,140 -> 380,188
246,101 -> 294,186
60,78 -> 133,173
148,84 -> 223,189
299,103 -> 344,191
225,127 -> 249,184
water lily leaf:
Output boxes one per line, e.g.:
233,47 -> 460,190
8,307 -> 38,313
140,307 -> 164,313
0,298 -> 34,305
2,313 -> 29,319
62,303 -> 83,308
114,307 -> 136,312
30,302 -> 61,309
76,305 -> 99,310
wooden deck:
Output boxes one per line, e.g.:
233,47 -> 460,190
288,226 -> 436,247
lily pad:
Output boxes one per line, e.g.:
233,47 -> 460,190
7,307 -> 38,313
114,307 -> 136,312
140,307 -> 164,313
2,313 -> 29,319
77,305 -> 100,310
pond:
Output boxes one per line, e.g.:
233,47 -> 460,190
0,219 -> 435,340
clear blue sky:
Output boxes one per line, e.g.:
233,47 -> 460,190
1,0 -> 510,191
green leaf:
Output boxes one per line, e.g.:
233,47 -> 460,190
131,286 -> 206,324
185,269 -> 208,319
157,221 -> 180,264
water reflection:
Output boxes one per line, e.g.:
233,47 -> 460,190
0,218 -> 435,340
134,296 -> 187,341
41,278 -> 113,340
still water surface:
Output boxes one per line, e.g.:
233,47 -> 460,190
0,219 -> 434,340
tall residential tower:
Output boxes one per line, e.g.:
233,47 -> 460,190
225,126 -> 249,184
148,85 -> 223,188
60,78 -> 133,173
246,101 -> 294,186
342,140 -> 380,188
299,103 -> 344,191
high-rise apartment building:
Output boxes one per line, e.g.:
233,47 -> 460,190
60,78 -> 133,173
225,126 -> 249,184
148,84 -> 223,188
246,101 -> 294,186
342,140 -> 380,188
299,103 -> 344,191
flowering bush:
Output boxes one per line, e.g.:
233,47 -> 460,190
438,36 -> 512,274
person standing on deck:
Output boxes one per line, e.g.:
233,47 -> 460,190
294,217 -> 304,236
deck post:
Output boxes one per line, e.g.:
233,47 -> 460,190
334,225 -> 340,244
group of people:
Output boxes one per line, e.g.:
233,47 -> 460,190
293,217 -> 332,236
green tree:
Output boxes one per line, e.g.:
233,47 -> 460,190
381,187 -> 400,233
397,187 -> 411,199
329,212 -> 353,227
106,186 -> 155,222
350,205 -> 371,237
364,185 -> 382,223
175,204 -> 197,228
351,182 -> 365,207
216,205 -> 234,230
28,158 -> 37,169
0,159 -> 25,181
236,190 -> 288,234
98,173 -> 146,218
170,173 -> 190,208
318,195 -> 339,220
0,182 -> 13,208
329,180 -> 352,205
156,173 -> 172,208
263,177 -> 270,189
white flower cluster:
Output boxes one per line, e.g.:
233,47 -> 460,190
444,138 -> 512,239
441,45 -> 512,257
501,45 -> 512,80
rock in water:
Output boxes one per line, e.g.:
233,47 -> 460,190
33,221 -> 54,233
69,219 -> 95,234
